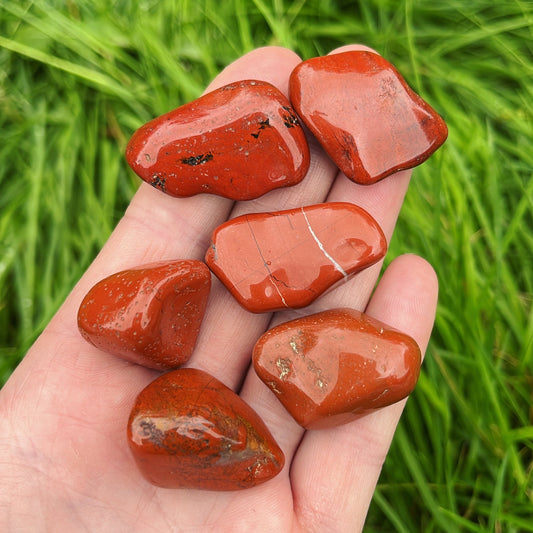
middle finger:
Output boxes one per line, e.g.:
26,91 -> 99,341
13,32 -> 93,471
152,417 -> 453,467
187,46 -> 340,384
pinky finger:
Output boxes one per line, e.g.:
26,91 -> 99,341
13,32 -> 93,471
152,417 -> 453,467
290,254 -> 439,533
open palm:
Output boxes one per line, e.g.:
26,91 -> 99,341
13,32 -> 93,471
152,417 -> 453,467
0,45 -> 438,532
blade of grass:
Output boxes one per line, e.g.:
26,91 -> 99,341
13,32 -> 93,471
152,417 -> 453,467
0,35 -> 137,105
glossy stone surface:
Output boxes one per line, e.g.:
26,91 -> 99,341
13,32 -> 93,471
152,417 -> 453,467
253,308 -> 421,429
77,260 -> 210,370
126,80 -> 310,200
205,202 -> 387,313
289,51 -> 448,185
128,368 -> 285,490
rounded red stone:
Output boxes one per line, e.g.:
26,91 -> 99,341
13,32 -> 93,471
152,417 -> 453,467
127,368 -> 285,490
77,260 -> 211,370
253,308 -> 421,429
125,80 -> 310,200
289,51 -> 448,185
205,202 -> 387,313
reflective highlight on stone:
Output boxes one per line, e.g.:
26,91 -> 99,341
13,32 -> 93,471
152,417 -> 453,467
127,368 -> 285,490
77,260 -> 210,370
205,202 -> 387,313
126,80 -> 310,200
289,51 -> 448,184
253,308 -> 421,429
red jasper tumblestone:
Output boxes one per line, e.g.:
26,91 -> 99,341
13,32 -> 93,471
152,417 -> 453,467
77,260 -> 210,370
253,308 -> 421,429
205,202 -> 387,313
127,368 -> 285,490
289,50 -> 448,185
125,80 -> 310,201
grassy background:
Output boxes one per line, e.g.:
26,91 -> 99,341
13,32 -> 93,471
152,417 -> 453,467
1,0 -> 532,530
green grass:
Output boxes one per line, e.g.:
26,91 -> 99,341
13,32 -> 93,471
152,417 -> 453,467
1,0 -> 532,530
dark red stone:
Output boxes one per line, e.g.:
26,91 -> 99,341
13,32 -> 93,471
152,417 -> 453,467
289,51 -> 448,184
127,368 -> 285,490
205,202 -> 387,313
253,308 -> 421,429
125,80 -> 310,200
77,260 -> 210,370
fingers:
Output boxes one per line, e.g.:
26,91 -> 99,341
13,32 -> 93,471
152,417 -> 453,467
190,43 -> 412,387
23,40 -> 423,437
289,254 -> 438,532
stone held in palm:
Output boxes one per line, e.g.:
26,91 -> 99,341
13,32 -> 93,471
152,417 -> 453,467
127,368 -> 285,490
205,202 -> 387,313
253,308 -> 422,429
77,260 -> 211,370
126,79 -> 310,201
289,50 -> 448,185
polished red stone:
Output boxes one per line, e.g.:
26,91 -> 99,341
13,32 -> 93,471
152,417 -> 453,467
125,80 -> 310,200
253,308 -> 421,429
77,260 -> 210,370
127,368 -> 284,490
205,202 -> 386,313
289,51 -> 448,184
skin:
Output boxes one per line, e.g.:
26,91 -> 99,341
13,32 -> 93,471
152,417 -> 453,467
0,45 -> 439,532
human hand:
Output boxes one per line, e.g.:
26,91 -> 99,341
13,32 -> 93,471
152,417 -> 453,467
0,45 -> 438,532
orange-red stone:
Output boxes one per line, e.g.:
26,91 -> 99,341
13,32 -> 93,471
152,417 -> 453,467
77,260 -> 210,370
127,368 -> 285,490
125,80 -> 310,200
205,202 -> 387,313
289,51 -> 448,185
253,308 -> 421,429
